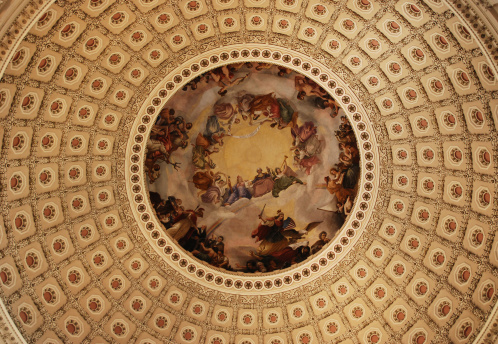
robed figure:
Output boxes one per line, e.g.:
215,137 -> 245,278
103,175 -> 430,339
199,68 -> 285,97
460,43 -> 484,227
251,210 -> 294,256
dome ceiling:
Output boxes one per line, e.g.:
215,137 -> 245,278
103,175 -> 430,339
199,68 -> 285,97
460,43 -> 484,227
0,0 -> 496,344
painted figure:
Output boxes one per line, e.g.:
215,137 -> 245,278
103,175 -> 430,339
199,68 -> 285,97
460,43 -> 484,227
291,121 -> 317,143
294,155 -> 320,175
192,133 -> 219,170
213,102 -> 236,121
271,157 -> 306,197
211,250 -> 229,269
207,65 -> 249,96
192,171 -> 218,191
250,168 -> 274,197
201,176 -> 229,204
168,208 -> 205,242
314,96 -> 340,117
204,115 -> 226,146
224,176 -> 252,205
311,231 -> 330,254
294,75 -> 328,100
251,210 -> 292,256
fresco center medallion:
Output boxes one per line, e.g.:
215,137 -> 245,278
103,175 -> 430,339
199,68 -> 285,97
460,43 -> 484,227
146,63 -> 360,274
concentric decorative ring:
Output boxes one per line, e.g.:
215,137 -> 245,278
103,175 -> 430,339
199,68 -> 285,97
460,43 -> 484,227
126,44 -> 379,294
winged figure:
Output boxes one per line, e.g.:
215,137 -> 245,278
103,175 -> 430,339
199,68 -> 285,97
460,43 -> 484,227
282,221 -> 322,244
251,209 -> 321,256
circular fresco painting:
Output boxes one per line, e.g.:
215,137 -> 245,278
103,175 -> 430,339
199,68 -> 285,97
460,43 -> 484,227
146,62 -> 360,273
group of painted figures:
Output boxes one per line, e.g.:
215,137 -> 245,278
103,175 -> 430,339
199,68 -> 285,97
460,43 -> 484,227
146,63 -> 359,272
146,62 -> 340,188
192,157 -> 307,206
189,64 -> 340,206
183,62 -> 341,118
190,88 -> 316,205
325,116 -> 360,218
149,191 -> 330,272
145,109 -> 193,183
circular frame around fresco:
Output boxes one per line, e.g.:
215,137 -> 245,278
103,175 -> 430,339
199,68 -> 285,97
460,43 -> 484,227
126,44 -> 379,294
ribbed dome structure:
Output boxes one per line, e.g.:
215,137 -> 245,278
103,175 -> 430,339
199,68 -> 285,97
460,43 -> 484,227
0,0 -> 496,343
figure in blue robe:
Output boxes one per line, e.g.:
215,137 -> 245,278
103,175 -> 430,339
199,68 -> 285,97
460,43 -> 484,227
224,176 -> 252,205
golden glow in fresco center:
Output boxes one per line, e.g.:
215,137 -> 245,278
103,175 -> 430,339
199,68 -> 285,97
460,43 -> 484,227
146,63 -> 360,273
